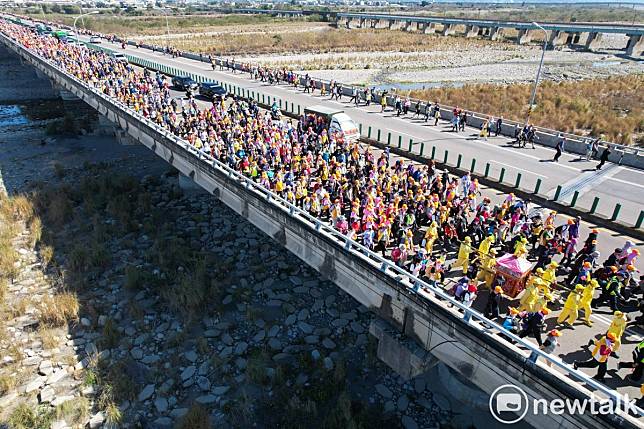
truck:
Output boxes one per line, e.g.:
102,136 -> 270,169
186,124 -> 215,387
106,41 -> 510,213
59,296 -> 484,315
304,105 -> 360,142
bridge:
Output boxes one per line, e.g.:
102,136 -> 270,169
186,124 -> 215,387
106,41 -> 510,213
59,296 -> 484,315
1,22 -> 644,429
211,7 -> 644,55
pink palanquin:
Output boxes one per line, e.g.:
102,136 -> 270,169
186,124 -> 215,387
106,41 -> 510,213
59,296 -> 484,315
494,253 -> 534,298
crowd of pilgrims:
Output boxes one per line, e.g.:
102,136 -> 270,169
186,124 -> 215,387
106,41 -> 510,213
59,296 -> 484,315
6,22 -> 640,315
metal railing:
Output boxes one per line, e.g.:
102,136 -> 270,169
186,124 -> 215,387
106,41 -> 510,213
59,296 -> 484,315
2,29 -> 641,422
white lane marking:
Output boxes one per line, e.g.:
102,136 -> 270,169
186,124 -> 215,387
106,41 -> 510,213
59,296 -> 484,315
489,161 -> 549,179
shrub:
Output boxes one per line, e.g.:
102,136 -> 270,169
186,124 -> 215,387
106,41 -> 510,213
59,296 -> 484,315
8,404 -> 55,429
56,397 -> 90,426
176,403 -> 211,429
40,245 -> 54,268
37,292 -> 80,327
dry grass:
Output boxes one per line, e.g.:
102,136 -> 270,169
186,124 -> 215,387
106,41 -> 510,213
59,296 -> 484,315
56,397 -> 90,427
409,74 -> 644,145
38,326 -> 59,350
27,216 -> 42,248
36,292 -> 79,328
40,245 -> 54,268
145,27 -> 501,56
176,403 -> 212,429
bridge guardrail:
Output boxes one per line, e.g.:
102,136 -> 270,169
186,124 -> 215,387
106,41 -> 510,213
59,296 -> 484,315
2,30 -> 641,425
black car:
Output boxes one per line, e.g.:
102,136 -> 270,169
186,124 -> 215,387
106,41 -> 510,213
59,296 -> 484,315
171,76 -> 198,92
199,82 -> 227,100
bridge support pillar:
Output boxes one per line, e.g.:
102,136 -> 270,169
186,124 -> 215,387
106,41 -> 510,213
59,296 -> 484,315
517,28 -> 533,45
57,88 -> 80,102
370,19 -> 377,29
178,173 -> 206,194
626,34 -> 643,57
465,25 -> 480,38
441,24 -> 455,36
115,129 -> 138,146
584,32 -> 603,51
549,30 -> 569,47
488,26 -> 504,41
359,18 -> 366,29
404,21 -> 417,32
570,32 -> 582,45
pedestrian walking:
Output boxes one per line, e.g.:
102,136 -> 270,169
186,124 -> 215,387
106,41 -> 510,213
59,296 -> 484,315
596,145 -> 611,170
495,117 -> 503,136
573,333 -> 616,381
553,136 -> 565,162
540,329 -> 562,367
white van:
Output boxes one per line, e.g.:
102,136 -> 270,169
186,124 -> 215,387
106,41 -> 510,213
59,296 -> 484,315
304,105 -> 360,142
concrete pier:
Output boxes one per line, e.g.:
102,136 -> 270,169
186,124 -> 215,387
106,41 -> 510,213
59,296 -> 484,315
441,24 -> 455,36
549,30 -> 569,47
517,28 -> 533,44
488,26 -> 504,41
585,32 -> 603,51
626,34 -> 644,56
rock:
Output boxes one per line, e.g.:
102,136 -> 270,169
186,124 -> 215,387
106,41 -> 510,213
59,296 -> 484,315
153,417 -> 172,427
235,358 -> 247,370
141,354 -> 160,365
234,342 -> 248,355
197,376 -> 211,392
402,415 -> 419,429
212,385 -> 230,396
88,412 -> 105,428
331,319 -> 349,328
181,366 -> 196,381
81,385 -> 96,397
38,386 -> 55,403
297,309 -> 309,321
184,350 -> 198,363
272,353 -> 295,365
356,334 -> 368,346
284,314 -> 297,326
323,357 -> 334,370
130,348 -> 143,360
375,384 -> 393,399
0,392 -> 17,408
268,338 -> 282,351
221,333 -> 234,346
384,400 -> 396,413
38,360 -> 53,376
297,322 -> 314,334
51,420 -> 68,429
198,361 -> 210,376
414,378 -> 426,394
196,394 -> 217,405
304,335 -> 319,345
222,295 -> 233,305
350,321 -> 365,334
24,376 -> 46,393
203,329 -> 220,338
138,384 -> 155,402
80,318 -> 91,327
322,338 -> 336,350
154,397 -> 168,413
98,315 -> 107,327
267,325 -> 280,337
296,373 -> 308,385
170,408 -> 188,419
252,330 -> 266,342
51,395 -> 75,407
74,357 -> 89,371
219,346 -> 233,359
311,350 -> 321,361
324,295 -> 336,306
397,395 -> 410,412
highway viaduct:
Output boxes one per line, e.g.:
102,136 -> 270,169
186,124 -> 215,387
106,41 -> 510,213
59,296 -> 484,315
213,7 -> 644,56
2,25 -> 644,429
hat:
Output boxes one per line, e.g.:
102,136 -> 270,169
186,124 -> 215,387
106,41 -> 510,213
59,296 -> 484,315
541,308 -> 551,315
614,311 -> 623,317
548,261 -> 559,268
610,266 -> 618,273
549,329 -> 562,337
494,286 -> 503,293
464,236 -> 472,242
509,307 -> 519,315
536,268 -> 544,274
575,284 -> 585,292
490,248 -> 497,255
591,229 -> 599,234
606,332 -> 616,341
583,261 -> 591,268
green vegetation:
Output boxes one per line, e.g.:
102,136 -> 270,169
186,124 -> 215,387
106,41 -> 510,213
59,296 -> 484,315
7,404 -> 55,429
176,403 -> 212,429
410,74 -> 644,146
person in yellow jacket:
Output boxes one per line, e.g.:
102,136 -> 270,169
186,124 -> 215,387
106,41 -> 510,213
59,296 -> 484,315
533,290 -> 554,313
542,261 -> 558,291
519,278 -> 539,312
531,268 -> 550,295
579,280 -> 599,326
557,284 -> 584,326
478,235 -> 495,257
513,237 -> 528,258
607,311 -> 627,354
476,248 -> 497,289
423,221 -> 439,254
451,236 -> 473,274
